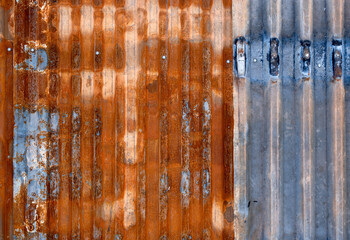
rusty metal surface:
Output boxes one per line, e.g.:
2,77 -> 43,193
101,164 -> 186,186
1,0 -> 350,239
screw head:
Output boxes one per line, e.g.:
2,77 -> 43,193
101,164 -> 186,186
304,51 -> 310,59
334,51 -> 341,59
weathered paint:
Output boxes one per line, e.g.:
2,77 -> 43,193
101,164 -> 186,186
1,0 -> 350,239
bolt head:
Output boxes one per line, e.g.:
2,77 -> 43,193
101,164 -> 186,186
334,51 -> 341,59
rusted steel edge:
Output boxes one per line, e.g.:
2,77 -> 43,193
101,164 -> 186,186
0,2 -> 13,239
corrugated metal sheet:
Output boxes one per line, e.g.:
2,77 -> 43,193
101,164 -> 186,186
1,0 -> 350,239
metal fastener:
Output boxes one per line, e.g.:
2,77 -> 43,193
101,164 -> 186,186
235,37 -> 246,78
269,38 -> 279,76
301,40 -> 311,75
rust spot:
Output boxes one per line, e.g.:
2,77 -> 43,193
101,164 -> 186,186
70,0 -> 80,5
72,75 -> 81,97
49,73 -> 60,98
137,9 -> 147,38
115,0 -> 125,7
93,0 -> 103,6
159,0 -> 168,9
147,80 -> 158,93
49,10 -> 58,33
115,43 -> 125,70
159,11 -> 168,37
48,44 -> 59,70
202,14 -> 212,37
180,0 -> 190,9
223,0 -> 232,8
38,74 -> 47,100
224,206 -> 234,223
72,42 -> 81,70
180,12 -> 189,39
202,0 -> 213,10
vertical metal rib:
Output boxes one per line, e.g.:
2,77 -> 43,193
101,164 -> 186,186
137,0 -> 147,237
58,2 -> 72,238
167,1 -> 182,238
27,1 -> 49,238
266,0 -> 282,239
70,3 -> 82,238
47,2 -> 60,238
0,2 -> 13,239
327,0 -> 346,239
80,2 -> 94,238
101,2 -> 116,238
145,0 -> 159,238
115,0 -> 126,237
124,0 -> 139,238
159,0 -> 169,238
313,1 -> 328,236
232,0 -> 249,239
93,4 -> 103,238
210,0 -> 224,238
180,2 -> 191,238
201,0 -> 213,238
189,2 -> 203,239
223,1 -> 234,239
300,80 -> 315,240
297,1 -> 315,239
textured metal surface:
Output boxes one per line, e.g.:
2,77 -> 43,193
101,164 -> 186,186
1,0 -> 350,239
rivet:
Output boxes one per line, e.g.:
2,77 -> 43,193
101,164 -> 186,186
162,55 -> 166,60
253,58 -> 257,62
7,48 -> 11,52
318,63 -> 321,68
96,51 -> 100,55
30,48 -> 35,52
226,59 -> 230,64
